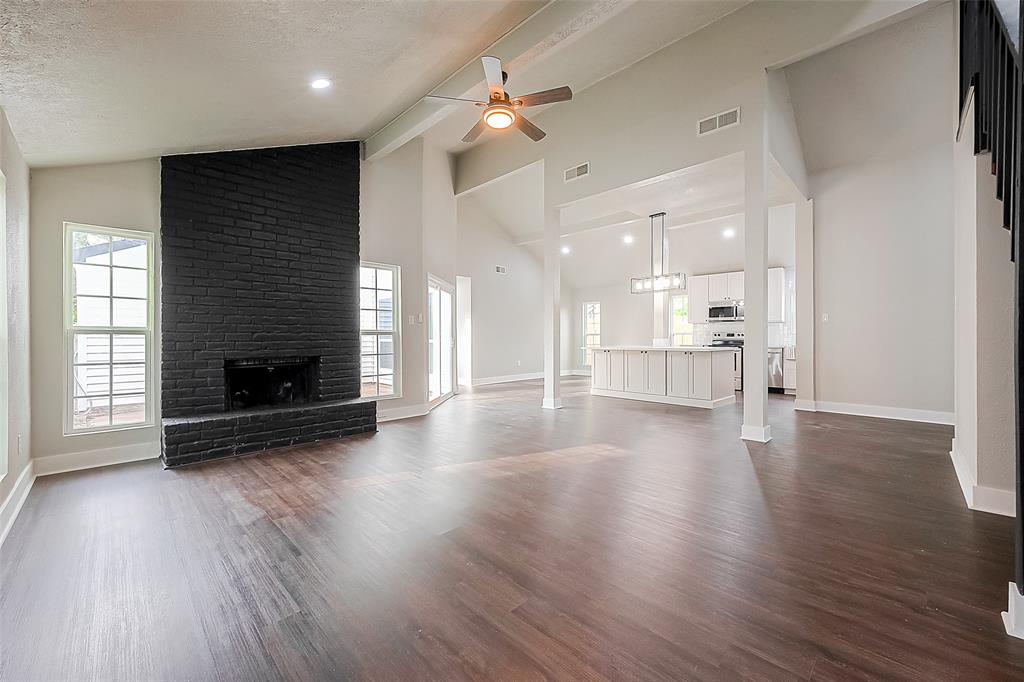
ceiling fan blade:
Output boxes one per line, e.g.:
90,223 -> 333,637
481,55 -> 505,99
514,113 -> 546,142
425,95 -> 485,106
462,118 -> 487,143
514,86 -> 573,108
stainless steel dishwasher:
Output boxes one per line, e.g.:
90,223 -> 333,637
768,348 -> 784,389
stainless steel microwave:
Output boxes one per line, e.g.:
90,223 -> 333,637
708,301 -> 744,321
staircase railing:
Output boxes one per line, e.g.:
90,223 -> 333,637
958,0 -> 1023,594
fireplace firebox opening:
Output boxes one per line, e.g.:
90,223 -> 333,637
225,357 -> 320,411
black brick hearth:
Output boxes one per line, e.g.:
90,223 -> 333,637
159,142 -> 375,467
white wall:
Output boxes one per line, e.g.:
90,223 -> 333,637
785,3 -> 957,421
766,70 -> 809,200
0,108 -> 31,509
361,139 -> 428,416
361,137 -> 460,415
29,160 -> 162,464
456,195 -> 545,382
811,142 -> 954,417
951,93 -> 1015,513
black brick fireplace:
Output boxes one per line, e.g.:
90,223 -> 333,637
159,142 -> 375,467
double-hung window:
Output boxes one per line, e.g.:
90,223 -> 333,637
65,223 -> 154,433
360,262 -> 401,398
582,302 -> 601,366
670,294 -> 695,346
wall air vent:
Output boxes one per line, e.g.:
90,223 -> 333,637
697,107 -> 741,136
564,162 -> 590,183
495,265 -> 507,275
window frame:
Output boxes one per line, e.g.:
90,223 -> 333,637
359,261 -> 402,401
670,294 -> 695,347
63,222 -> 155,436
581,301 -> 601,367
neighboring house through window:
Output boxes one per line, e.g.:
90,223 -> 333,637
65,223 -> 153,433
360,262 -> 401,398
582,301 -> 601,366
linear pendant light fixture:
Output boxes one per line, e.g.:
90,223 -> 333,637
630,212 -> 685,294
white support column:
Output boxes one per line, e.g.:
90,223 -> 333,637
651,212 -> 670,346
794,198 -> 815,411
542,205 -> 562,409
742,94 -> 771,443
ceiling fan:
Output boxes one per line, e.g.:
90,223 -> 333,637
425,56 -> 573,143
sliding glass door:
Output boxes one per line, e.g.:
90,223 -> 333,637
427,276 -> 454,405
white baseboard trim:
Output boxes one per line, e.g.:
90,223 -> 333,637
473,372 -> 543,386
793,399 -> 817,412
1004,583 -> 1024,639
377,403 -> 430,422
472,370 -> 586,387
590,388 -> 735,410
949,442 -> 1015,517
0,461 -> 36,548
33,441 -> 160,477
815,401 -> 953,425
741,424 -> 773,443
541,398 -> 563,409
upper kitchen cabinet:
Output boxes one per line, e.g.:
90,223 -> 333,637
727,271 -> 744,301
708,273 -> 729,301
709,271 -> 744,301
688,275 -> 709,323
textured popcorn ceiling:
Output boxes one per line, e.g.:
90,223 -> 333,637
0,1 -> 543,166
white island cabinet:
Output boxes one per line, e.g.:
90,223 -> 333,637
591,346 -> 736,409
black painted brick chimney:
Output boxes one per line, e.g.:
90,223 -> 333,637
159,142 -> 375,467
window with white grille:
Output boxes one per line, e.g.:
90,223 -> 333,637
360,263 -> 401,399
65,223 -> 154,433
582,302 -> 601,366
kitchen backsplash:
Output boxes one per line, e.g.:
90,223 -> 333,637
693,321 -> 794,348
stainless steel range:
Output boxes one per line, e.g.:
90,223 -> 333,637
710,331 -> 743,391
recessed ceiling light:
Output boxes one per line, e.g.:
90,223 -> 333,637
561,245 -> 571,255
310,79 -> 331,90
623,234 -> 634,245
722,228 -> 736,239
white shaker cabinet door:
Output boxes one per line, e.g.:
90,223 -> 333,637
646,351 -> 666,395
624,351 -> 646,393
667,352 -> 692,398
592,350 -> 609,389
608,351 -> 625,391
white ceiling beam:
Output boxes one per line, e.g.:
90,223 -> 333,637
363,0 -> 636,161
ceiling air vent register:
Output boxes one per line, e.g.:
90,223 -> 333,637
697,107 -> 741,136
564,162 -> 590,183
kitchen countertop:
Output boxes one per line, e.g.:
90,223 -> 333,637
594,345 -> 737,352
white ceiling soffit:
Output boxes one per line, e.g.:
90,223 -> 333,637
374,0 -> 751,159
0,1 -> 544,166
782,2 -> 956,174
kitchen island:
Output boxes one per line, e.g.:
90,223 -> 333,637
591,346 -> 737,409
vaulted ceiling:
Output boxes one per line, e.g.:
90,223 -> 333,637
0,1 -> 543,166
0,0 -> 750,167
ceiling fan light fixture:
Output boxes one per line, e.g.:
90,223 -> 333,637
483,104 -> 516,130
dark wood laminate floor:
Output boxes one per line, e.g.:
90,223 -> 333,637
3,378 -> 1023,681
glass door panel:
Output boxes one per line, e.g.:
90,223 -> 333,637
427,277 -> 455,405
